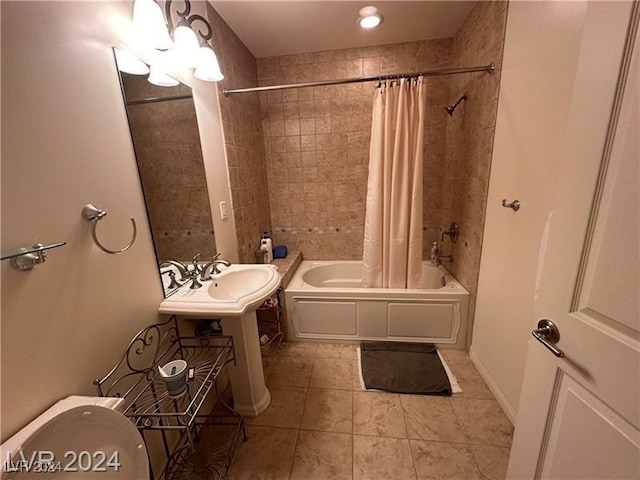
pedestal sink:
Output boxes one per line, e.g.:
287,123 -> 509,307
159,264 -> 281,416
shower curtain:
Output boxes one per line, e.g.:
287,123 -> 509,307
362,77 -> 424,289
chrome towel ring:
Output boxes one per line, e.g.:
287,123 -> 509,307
82,204 -> 137,254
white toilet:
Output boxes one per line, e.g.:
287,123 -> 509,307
0,396 -> 149,479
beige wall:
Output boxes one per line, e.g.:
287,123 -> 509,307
208,3 -> 272,264
471,1 -> 599,421
1,1 -> 161,441
0,0 -> 232,445
442,1 -> 508,346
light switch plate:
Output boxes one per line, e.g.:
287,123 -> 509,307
220,201 -> 228,219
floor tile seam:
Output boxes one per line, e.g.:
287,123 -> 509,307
314,354 -> 358,360
446,395 -> 473,445
245,424 -> 300,433
352,433 -> 418,480
404,420 -> 420,480
287,428 -> 302,480
466,440 -> 513,448
306,356 -> 316,389
465,435 -> 491,479
466,441 -> 512,449
306,386 -> 355,392
308,384 -> 354,391
352,384 -> 355,480
298,426 -> 353,435
350,431 -> 411,440
406,437 -> 480,447
409,437 -> 487,480
397,391 -> 411,440
266,385 -> 309,392
456,394 -> 497,400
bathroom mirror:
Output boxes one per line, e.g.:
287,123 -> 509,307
113,50 -> 216,296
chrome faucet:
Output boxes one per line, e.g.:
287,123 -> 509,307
159,260 -> 189,281
159,254 -> 207,289
438,255 -> 454,263
430,242 -> 454,266
200,253 -> 232,281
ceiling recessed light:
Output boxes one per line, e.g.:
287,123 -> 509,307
358,6 -> 383,29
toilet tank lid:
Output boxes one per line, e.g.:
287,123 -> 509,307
1,395 -> 124,456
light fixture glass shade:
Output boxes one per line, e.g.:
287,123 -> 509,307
114,47 -> 150,75
172,21 -> 200,68
194,46 -> 224,82
133,0 -> 173,50
359,14 -> 382,29
148,65 -> 179,87
358,6 -> 383,29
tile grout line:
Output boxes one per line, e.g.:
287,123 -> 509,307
287,428 -> 301,480
352,349 -> 357,479
399,396 -> 419,480
447,392 -> 488,479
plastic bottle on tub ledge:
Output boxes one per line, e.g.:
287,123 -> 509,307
260,232 -> 273,263
430,242 -> 440,266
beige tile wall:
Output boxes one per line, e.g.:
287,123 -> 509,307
443,1 -> 509,343
207,4 -> 272,263
258,40 -> 454,259
124,74 -> 216,262
254,1 -> 507,346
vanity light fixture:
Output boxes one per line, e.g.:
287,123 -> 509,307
164,0 -> 224,80
194,45 -> 224,82
133,0 -> 173,50
171,19 -> 201,68
148,64 -> 179,87
132,0 -> 224,83
114,47 -> 150,75
358,6 -> 383,29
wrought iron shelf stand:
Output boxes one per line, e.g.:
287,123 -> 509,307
257,287 -> 285,348
95,315 -> 246,480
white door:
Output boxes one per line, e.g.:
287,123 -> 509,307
507,3 -> 640,479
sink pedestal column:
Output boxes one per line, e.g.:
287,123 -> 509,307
220,311 -> 271,417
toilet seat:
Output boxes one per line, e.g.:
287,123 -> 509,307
1,399 -> 148,479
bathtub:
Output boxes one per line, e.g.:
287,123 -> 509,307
284,261 -> 469,348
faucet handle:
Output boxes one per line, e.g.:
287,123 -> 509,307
212,252 -> 221,260
191,252 -> 203,273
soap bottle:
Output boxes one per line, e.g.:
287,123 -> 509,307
430,242 -> 440,266
260,232 -> 273,263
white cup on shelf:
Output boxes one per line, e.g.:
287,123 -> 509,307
158,359 -> 188,397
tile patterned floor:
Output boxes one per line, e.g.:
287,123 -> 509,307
221,343 -> 512,480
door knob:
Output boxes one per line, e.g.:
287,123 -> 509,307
532,319 -> 565,358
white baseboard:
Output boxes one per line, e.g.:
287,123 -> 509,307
468,346 -> 517,425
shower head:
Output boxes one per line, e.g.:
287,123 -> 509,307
445,92 -> 469,116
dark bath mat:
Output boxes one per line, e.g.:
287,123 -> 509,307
359,341 -> 452,395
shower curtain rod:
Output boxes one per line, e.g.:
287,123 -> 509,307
223,62 -> 495,96
126,94 -> 193,106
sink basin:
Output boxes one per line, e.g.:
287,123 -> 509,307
207,268 -> 272,301
159,264 -> 281,316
